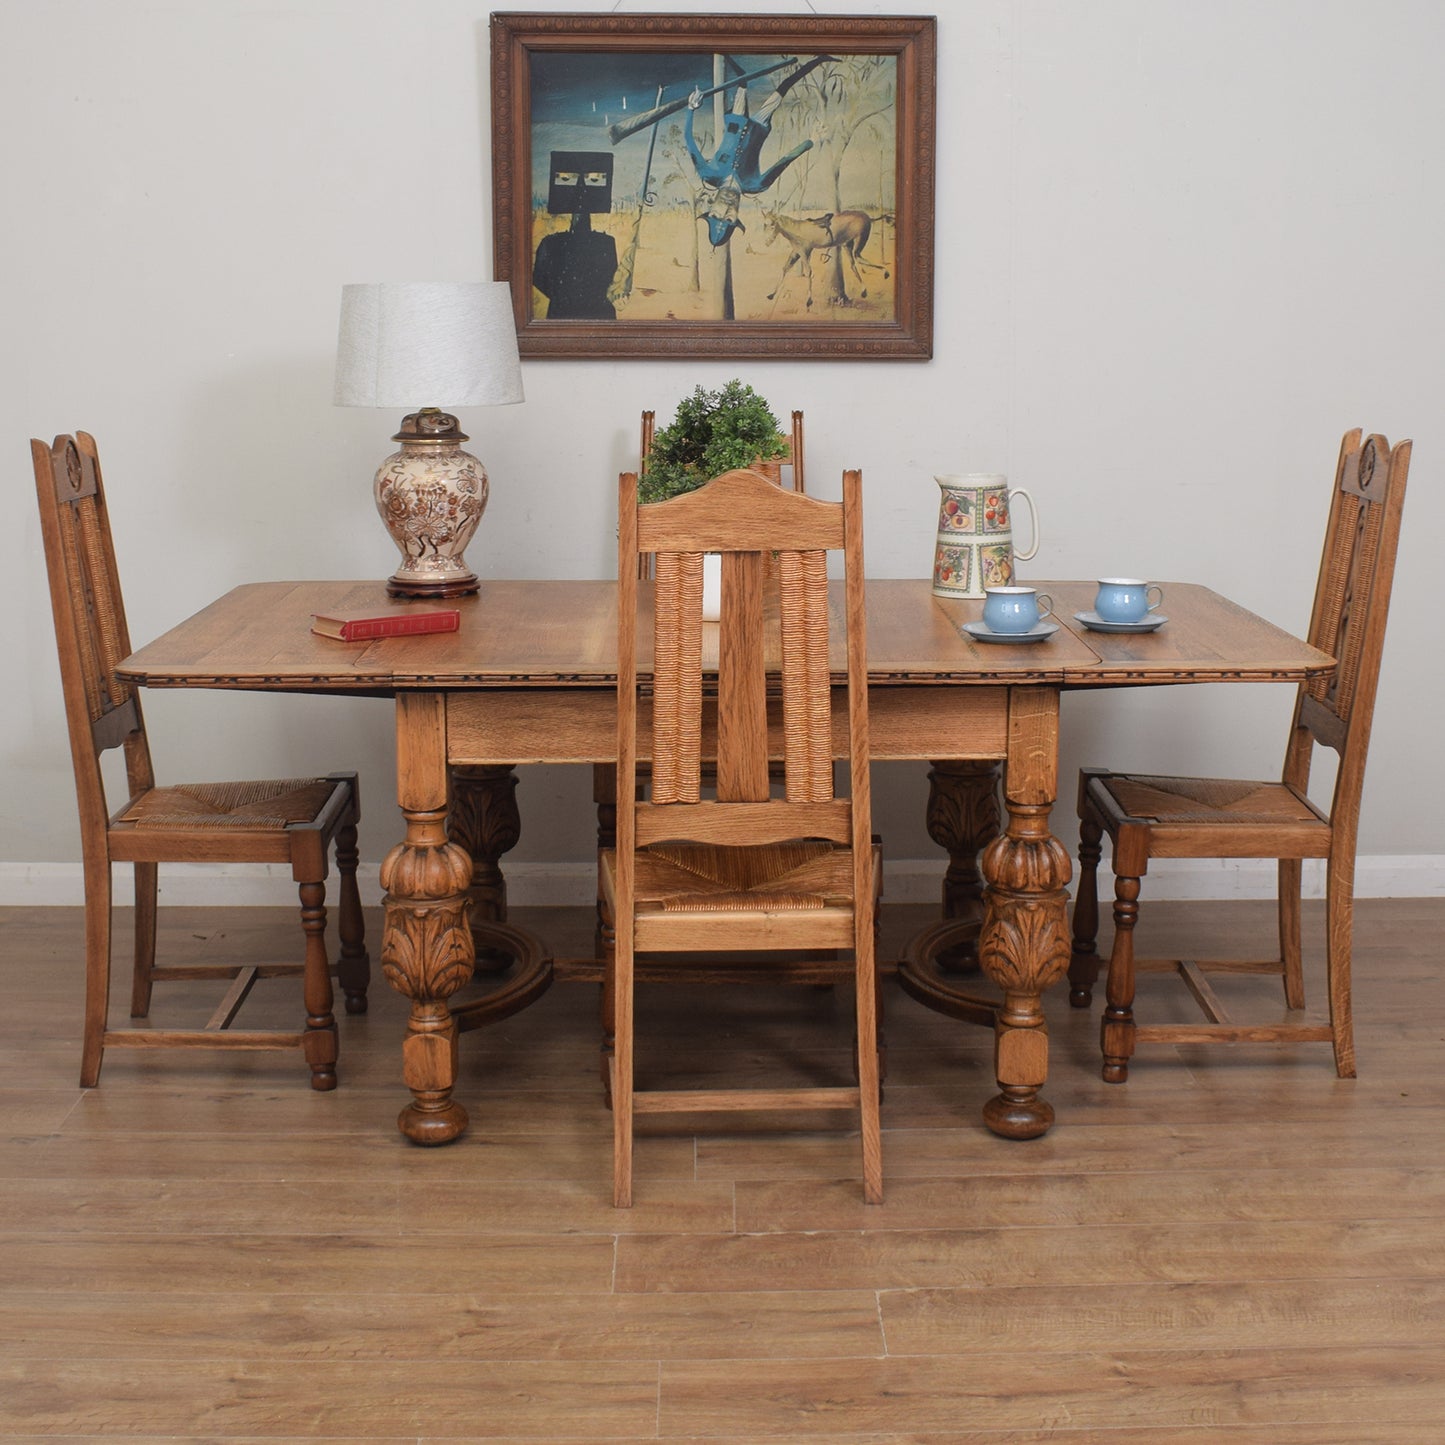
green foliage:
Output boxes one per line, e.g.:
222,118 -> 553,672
638,380 -> 787,504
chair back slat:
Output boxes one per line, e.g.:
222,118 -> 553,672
778,549 -> 834,803
649,550 -> 704,803
716,550 -> 769,801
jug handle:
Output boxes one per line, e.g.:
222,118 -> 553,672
1008,487 -> 1040,561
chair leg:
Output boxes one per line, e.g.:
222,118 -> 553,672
854,928 -> 884,1205
1325,854 -> 1357,1079
297,880 -> 339,1092
333,820 -> 370,1015
612,924 -> 635,1208
1100,871 -> 1141,1083
130,860 -> 158,1018
80,860 -> 113,1088
1069,814 -> 1104,1007
1277,857 -> 1306,1010
597,896 -> 616,1102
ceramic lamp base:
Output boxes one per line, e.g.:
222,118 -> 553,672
375,410 -> 488,599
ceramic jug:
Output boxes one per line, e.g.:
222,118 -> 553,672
931,473 -> 1040,599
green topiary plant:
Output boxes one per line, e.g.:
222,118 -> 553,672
638,380 -> 788,504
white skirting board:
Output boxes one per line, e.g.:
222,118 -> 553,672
4,856 -> 1443,908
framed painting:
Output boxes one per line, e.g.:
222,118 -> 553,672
490,13 -> 936,360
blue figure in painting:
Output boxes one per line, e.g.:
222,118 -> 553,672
685,55 -> 831,247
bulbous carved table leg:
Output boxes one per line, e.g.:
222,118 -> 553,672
897,689 -> 1073,1139
978,799 -> 1073,1138
382,797 -> 477,1146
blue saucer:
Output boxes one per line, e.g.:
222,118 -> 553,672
1074,610 -> 1167,634
962,619 -> 1059,645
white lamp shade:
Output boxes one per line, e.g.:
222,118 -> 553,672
333,281 -> 524,409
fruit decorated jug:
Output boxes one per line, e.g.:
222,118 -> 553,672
931,473 -> 1040,599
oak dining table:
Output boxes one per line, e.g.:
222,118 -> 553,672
116,578 -> 1333,1146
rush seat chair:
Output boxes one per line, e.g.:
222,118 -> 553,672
34,432 -> 369,1089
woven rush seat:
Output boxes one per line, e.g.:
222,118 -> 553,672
120,778 -> 340,830
1099,775 -> 1326,829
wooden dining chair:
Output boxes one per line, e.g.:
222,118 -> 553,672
600,465 -> 882,1207
34,432 -> 369,1089
1067,429 -> 1411,1081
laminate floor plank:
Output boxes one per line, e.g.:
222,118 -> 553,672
0,1175 -> 734,1235
0,1432 -> 1426,1445
0,1286 -> 882,1362
882,1276 -> 1445,1353
733,1165 -> 1445,1233
657,1347 -> 1445,1435
692,1112 -> 1445,1181
9,1129 -> 698,1183
616,1216 -> 1445,1294
0,1359 -> 660,1437
0,1231 -> 617,1296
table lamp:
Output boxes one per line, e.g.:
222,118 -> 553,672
333,281 -> 523,598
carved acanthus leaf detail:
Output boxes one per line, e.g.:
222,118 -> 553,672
380,899 -> 475,1001
926,761 -> 1001,853
979,897 -> 1073,994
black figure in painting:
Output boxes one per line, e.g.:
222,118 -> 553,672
532,150 -> 619,320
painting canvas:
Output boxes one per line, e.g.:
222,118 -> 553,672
491,15 -> 936,359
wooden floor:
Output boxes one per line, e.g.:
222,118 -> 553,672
1,897 -> 1442,1441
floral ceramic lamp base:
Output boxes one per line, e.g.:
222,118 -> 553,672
375,410 -> 488,599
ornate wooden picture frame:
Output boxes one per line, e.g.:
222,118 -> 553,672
490,13 -> 936,360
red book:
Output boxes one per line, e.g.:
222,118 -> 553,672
310,607 -> 461,641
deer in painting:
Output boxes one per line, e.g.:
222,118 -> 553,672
761,208 -> 892,309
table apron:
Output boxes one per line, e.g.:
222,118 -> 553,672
443,685 -> 1011,766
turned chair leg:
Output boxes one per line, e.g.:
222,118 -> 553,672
130,860 -> 158,1018
1100,871 -> 1141,1083
297,879 -> 339,1092
612,930 -> 635,1208
1278,857 -> 1306,1011
1325,854 -> 1357,1079
1069,813 -> 1104,1007
333,820 -> 370,1015
80,861 -> 113,1088
597,897 -> 616,1103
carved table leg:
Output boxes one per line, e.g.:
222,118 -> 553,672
926,759 -> 1002,971
385,695 -> 476,1145
977,689 -> 1073,1139
449,763 -> 521,969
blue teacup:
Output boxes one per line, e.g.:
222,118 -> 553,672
983,585 -> 1052,634
1095,578 -> 1164,624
